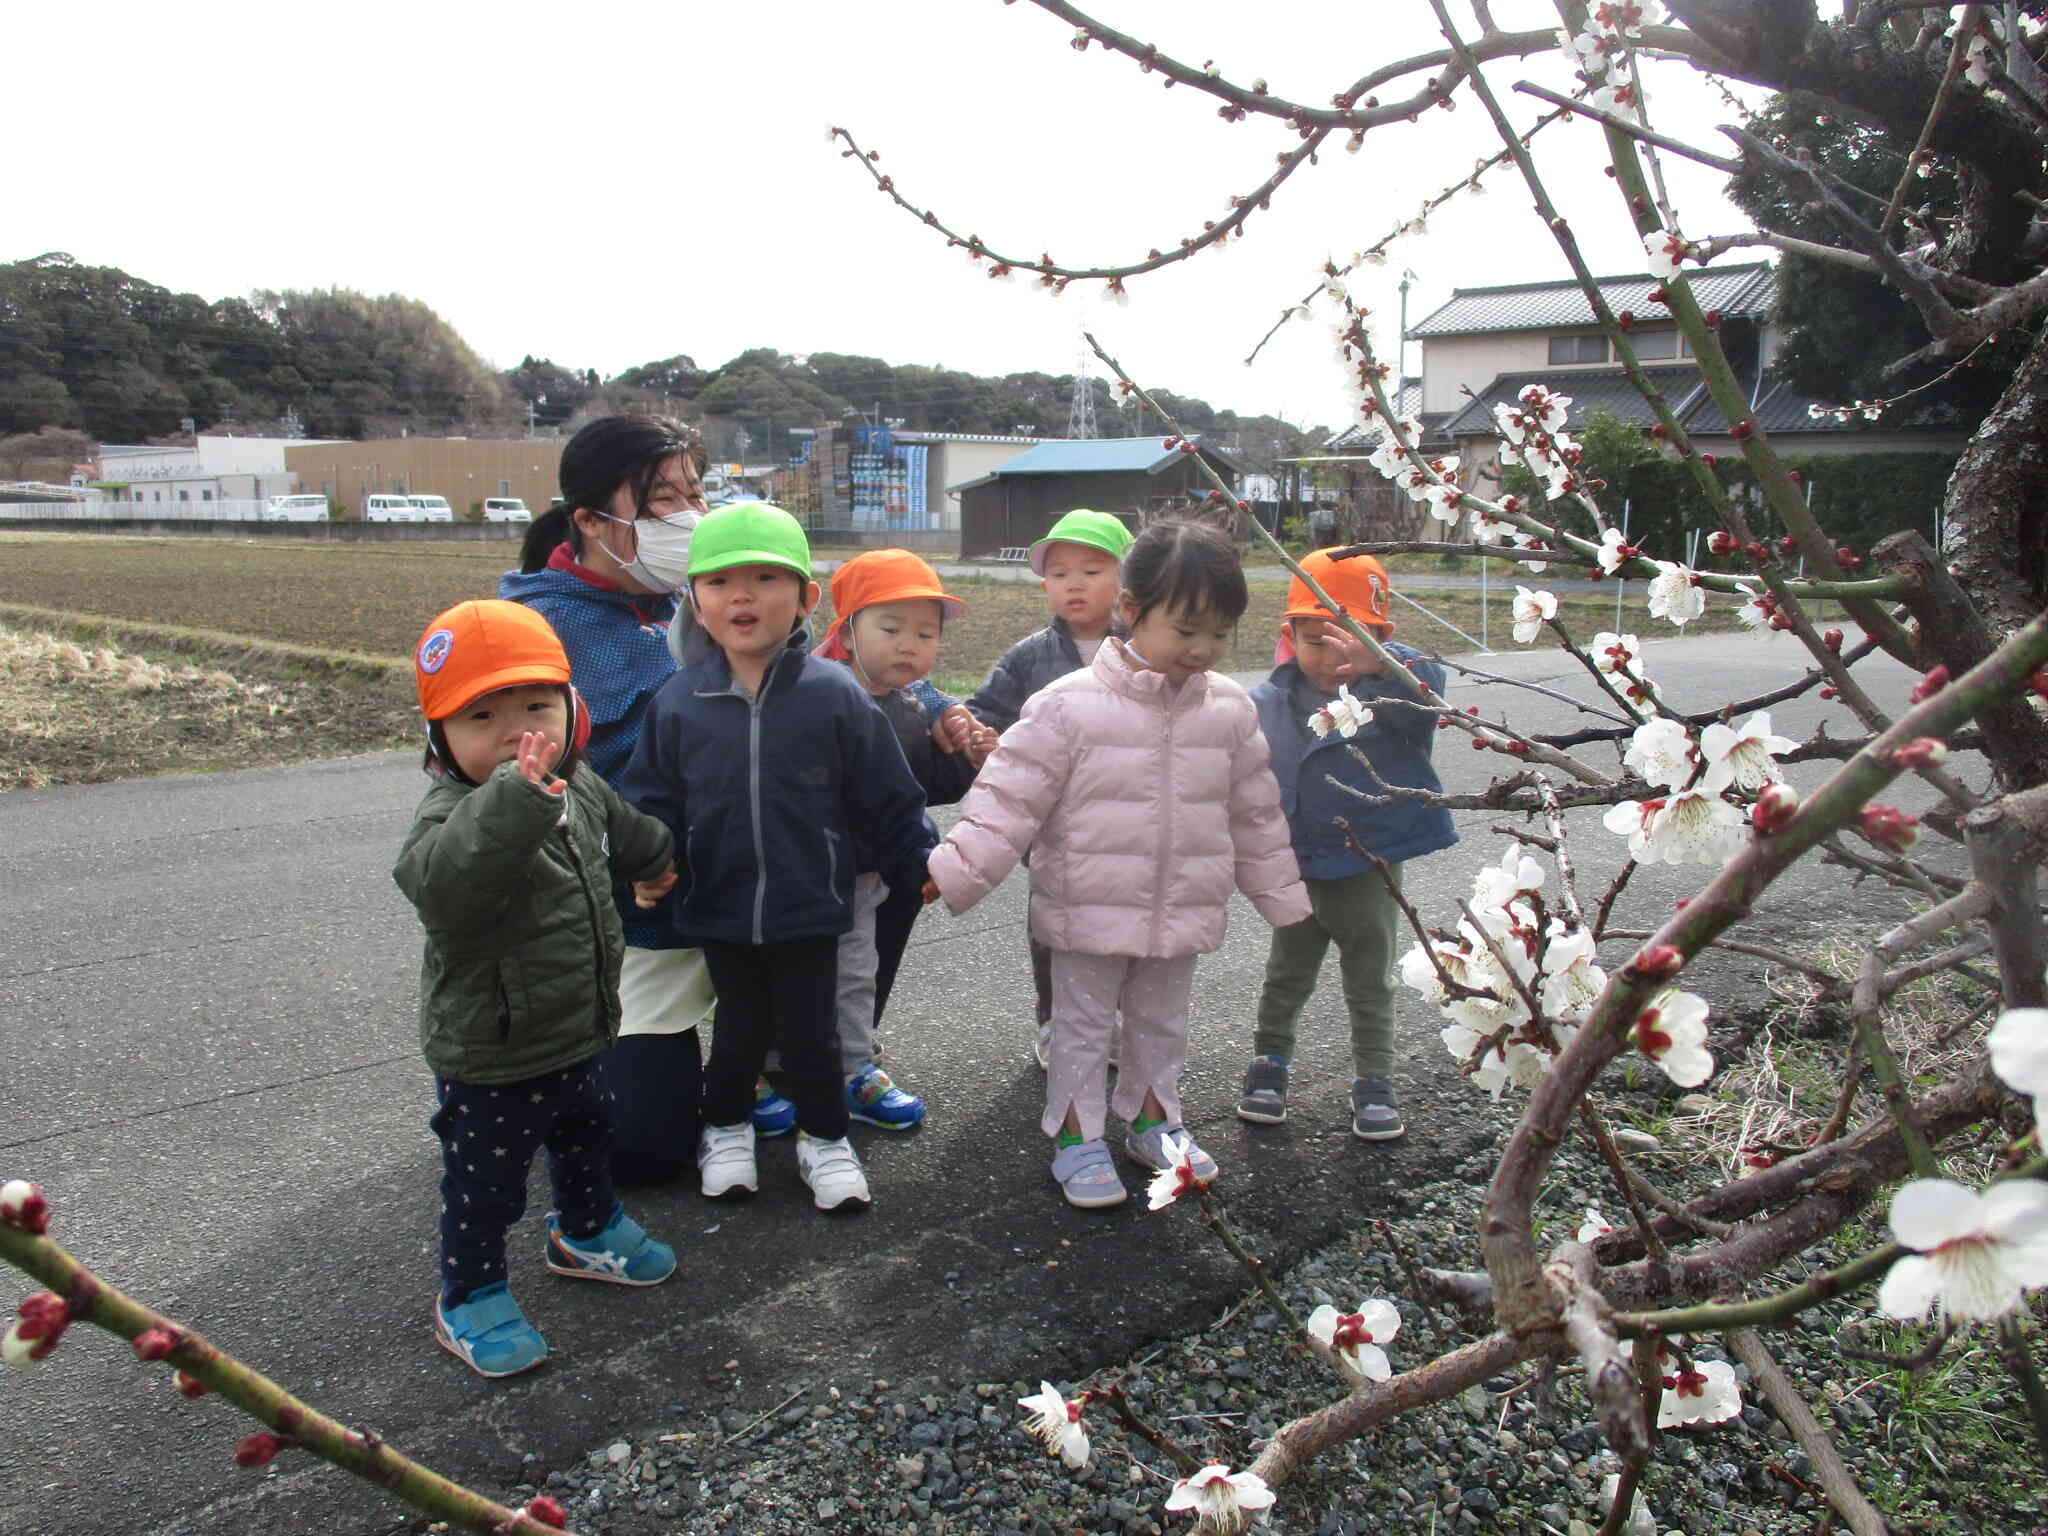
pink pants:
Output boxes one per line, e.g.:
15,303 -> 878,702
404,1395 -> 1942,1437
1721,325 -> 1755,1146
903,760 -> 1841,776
1043,950 -> 1198,1140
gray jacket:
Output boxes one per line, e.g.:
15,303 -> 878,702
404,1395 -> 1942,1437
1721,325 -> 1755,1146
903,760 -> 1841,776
965,616 -> 1126,734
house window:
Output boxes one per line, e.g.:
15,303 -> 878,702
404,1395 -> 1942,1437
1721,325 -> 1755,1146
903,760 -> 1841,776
201,489 -> 213,502
1632,327 -> 1678,360
499,479 -> 511,495
178,490 -> 189,502
1547,333 -> 1609,364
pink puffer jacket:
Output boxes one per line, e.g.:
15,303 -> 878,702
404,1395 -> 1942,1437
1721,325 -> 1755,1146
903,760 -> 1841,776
928,638 -> 1310,957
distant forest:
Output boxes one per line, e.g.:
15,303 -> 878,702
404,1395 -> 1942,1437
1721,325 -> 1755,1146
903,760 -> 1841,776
0,253 -> 1327,467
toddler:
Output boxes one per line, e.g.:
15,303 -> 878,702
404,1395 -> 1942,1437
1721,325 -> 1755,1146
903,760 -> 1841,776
394,599 -> 679,1378
1239,550 -> 1458,1139
620,505 -> 935,1211
963,508 -> 1133,1067
817,549 -> 997,1130
930,520 -> 1309,1208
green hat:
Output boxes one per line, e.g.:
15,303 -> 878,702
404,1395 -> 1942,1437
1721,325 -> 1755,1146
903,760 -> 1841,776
687,502 -> 812,582
1028,509 -> 1133,576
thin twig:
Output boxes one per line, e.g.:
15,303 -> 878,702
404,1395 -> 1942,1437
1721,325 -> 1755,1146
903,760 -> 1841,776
1726,1329 -> 1891,1536
717,1389 -> 806,1447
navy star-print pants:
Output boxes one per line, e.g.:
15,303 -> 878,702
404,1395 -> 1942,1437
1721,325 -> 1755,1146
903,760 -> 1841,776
432,1061 -> 616,1304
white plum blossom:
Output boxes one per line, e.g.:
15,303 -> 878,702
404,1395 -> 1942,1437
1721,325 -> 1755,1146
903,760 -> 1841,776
1557,26 -> 1614,74
1877,1177 -> 2048,1323
1624,716 -> 1698,791
1493,399 -> 1531,446
1645,229 -> 1689,280
1987,1007 -> 2048,1144
1423,480 -> 1465,523
1306,1300 -> 1402,1384
1539,921 -> 1607,1021
1442,1024 -> 1536,1101
1657,1355 -> 1743,1427
1646,561 -> 1707,627
1965,31 -> 1998,88
1734,585 -> 1772,630
1473,842 -> 1545,910
1164,1465 -> 1277,1533
1511,586 -> 1558,644
1629,989 -> 1715,1086
1591,631 -> 1642,675
1592,0 -> 1648,39
1517,384 -> 1572,433
1596,528 -> 1637,576
1017,1383 -> 1091,1469
1589,70 -> 1642,121
1701,711 -> 1798,792
1308,685 -> 1372,740
1577,1207 -> 1615,1244
1145,1132 -> 1211,1211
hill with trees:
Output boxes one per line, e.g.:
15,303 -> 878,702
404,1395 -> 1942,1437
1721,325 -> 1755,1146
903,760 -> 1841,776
0,253 -> 1327,468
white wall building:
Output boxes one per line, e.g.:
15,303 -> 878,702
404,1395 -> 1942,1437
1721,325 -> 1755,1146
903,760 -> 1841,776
97,436 -> 335,508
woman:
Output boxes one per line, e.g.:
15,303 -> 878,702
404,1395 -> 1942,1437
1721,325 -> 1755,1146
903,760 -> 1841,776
500,413 -> 794,1183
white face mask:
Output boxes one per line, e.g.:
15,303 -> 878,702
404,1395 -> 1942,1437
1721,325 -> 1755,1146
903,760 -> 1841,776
598,512 -> 697,591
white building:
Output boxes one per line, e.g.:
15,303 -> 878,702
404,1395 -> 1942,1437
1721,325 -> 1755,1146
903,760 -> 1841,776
97,436 -> 335,508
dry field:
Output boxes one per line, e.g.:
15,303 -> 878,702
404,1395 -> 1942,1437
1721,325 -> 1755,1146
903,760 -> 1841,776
0,532 -> 1746,786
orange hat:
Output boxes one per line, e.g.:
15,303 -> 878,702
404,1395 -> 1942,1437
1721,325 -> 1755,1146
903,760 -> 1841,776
1280,548 -> 1393,632
820,548 -> 966,658
414,599 -> 571,720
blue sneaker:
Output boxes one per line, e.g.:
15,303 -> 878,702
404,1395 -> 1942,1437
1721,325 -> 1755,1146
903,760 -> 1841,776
752,1077 -> 797,1138
848,1064 -> 926,1130
435,1283 -> 546,1378
545,1202 -> 676,1286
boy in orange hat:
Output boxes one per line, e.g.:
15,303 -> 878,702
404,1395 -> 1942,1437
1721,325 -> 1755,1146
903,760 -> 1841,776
1239,551 -> 1457,1141
818,549 -> 997,1128
395,599 -> 681,1377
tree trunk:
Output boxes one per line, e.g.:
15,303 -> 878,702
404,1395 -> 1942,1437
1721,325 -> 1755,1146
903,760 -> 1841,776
1942,318 -> 2048,669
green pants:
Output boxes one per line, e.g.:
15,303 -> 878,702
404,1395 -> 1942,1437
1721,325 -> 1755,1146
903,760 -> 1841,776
1253,864 -> 1403,1078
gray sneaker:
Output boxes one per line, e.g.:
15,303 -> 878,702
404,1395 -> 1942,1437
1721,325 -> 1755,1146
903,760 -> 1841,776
1351,1075 -> 1405,1141
1236,1054 -> 1289,1124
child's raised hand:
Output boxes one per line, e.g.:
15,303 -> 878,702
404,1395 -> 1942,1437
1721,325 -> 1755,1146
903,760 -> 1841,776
931,705 -> 976,756
516,731 -> 566,795
632,866 -> 678,909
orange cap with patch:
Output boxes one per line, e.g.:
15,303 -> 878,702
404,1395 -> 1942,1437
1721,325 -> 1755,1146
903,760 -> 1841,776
414,600 -> 571,721
1280,548 -> 1393,634
820,548 -> 966,659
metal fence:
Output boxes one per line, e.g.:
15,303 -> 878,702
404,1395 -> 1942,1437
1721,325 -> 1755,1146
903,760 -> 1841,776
0,500 -> 284,522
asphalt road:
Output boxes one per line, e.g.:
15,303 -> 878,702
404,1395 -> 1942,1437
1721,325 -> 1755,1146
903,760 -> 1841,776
0,631 -> 1938,1534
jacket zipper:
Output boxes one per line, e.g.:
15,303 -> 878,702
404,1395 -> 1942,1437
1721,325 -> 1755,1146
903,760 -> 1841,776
556,788 -> 611,1041
1151,696 -> 1176,955
747,661 -> 774,946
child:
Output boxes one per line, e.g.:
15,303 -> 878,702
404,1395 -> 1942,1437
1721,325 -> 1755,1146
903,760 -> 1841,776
619,504 -> 935,1212
394,599 -> 680,1379
962,508 -> 1134,1068
929,520 -> 1310,1209
1238,549 -> 1458,1140
817,549 -> 998,1130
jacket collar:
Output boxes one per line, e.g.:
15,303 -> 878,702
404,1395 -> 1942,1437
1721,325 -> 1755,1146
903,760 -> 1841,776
1094,634 -> 1210,709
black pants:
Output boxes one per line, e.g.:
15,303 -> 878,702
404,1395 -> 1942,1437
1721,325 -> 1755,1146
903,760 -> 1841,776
872,875 -> 923,1026
595,1029 -> 702,1186
700,936 -> 845,1139
432,1060 -> 614,1305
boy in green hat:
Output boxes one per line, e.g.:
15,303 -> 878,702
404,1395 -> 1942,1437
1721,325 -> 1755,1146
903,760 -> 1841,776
963,508 -> 1134,1067
619,504 -> 935,1213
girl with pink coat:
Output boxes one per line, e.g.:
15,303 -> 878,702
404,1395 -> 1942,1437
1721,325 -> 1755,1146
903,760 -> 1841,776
927,520 -> 1310,1208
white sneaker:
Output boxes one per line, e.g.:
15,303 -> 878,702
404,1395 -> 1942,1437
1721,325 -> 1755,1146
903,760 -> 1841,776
797,1133 -> 872,1211
697,1121 -> 757,1200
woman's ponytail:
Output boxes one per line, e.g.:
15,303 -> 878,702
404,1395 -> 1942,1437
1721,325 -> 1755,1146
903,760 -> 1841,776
519,504 -> 576,572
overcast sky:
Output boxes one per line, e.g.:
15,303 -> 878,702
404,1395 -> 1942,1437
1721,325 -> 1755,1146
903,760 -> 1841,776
19,1 -> 1757,429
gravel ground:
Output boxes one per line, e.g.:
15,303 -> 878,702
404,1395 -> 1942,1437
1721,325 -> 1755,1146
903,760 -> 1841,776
476,1022 -> 2044,1536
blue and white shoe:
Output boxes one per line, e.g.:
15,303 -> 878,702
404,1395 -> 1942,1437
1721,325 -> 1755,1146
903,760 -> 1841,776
752,1077 -> 797,1138
435,1283 -> 546,1378
545,1202 -> 676,1286
847,1064 -> 926,1130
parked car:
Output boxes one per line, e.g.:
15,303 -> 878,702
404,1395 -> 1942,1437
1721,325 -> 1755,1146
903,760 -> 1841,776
263,494 -> 330,522
482,497 -> 531,523
363,494 -> 418,521
407,494 -> 455,524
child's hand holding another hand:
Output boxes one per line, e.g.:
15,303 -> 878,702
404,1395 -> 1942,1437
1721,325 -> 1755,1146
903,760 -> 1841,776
632,866 -> 678,909
964,723 -> 999,769
931,705 -> 976,756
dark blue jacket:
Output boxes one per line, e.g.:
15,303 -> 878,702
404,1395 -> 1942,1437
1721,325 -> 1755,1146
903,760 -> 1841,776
964,615 -> 1126,734
499,562 -> 682,950
618,634 -> 936,946
1251,646 -> 1458,880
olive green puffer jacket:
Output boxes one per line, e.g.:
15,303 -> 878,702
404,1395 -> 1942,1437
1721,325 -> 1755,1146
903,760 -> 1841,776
393,760 -> 674,1085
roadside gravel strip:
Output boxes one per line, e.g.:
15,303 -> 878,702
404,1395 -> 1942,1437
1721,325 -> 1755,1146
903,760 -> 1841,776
502,1101 -> 2030,1536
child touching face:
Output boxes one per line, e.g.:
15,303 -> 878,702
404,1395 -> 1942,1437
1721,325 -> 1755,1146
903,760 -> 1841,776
396,600 -> 680,1379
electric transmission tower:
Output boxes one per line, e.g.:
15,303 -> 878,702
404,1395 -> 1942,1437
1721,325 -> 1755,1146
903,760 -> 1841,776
1066,349 -> 1099,440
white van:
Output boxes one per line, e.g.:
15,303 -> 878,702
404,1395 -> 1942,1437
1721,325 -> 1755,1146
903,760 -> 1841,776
482,497 -> 531,523
263,494 -> 330,522
362,494 -> 417,522
407,495 -> 455,523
